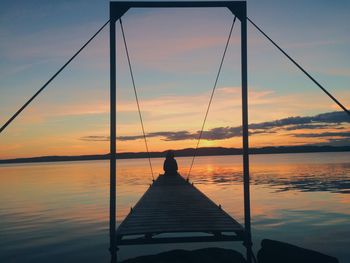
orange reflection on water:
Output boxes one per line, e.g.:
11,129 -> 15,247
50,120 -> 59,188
0,152 -> 350,262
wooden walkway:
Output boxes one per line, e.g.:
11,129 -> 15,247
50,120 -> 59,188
117,174 -> 244,245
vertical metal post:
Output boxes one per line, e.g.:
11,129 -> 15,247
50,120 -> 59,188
109,11 -> 117,263
241,4 -> 253,263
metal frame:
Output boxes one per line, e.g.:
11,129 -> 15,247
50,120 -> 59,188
109,1 -> 251,262
118,234 -> 244,246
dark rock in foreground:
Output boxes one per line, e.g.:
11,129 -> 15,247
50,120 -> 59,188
121,248 -> 246,263
121,239 -> 340,263
258,239 -> 339,263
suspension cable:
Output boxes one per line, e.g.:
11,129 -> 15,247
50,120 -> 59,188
119,19 -> 155,181
187,16 -> 237,180
247,17 -> 350,117
0,20 -> 110,134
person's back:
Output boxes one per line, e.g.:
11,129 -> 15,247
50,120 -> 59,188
163,151 -> 178,175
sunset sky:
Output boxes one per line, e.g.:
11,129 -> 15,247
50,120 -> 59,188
0,0 -> 349,159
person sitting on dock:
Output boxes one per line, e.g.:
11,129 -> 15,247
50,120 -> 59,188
163,150 -> 178,175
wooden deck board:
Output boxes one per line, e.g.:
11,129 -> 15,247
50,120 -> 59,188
116,174 -> 244,238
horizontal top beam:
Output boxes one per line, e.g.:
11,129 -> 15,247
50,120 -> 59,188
110,1 -> 246,21
110,1 -> 245,8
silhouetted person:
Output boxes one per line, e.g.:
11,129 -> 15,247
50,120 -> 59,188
163,150 -> 178,175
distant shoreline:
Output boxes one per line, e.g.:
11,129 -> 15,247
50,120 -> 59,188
1,145 -> 350,164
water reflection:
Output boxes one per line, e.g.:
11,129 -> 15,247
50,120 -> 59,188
0,152 -> 349,262
186,157 -> 350,194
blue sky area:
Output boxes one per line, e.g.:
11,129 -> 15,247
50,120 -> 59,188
0,0 -> 349,158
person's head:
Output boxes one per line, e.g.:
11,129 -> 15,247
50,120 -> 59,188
166,150 -> 174,159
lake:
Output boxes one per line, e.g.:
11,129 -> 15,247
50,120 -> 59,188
0,152 -> 350,262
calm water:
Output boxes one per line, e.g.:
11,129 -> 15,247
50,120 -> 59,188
0,152 -> 350,262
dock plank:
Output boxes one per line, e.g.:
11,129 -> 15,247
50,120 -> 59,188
116,174 -> 244,238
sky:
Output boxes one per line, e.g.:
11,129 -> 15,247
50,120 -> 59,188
0,0 -> 349,159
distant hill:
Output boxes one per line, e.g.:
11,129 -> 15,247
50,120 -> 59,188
1,145 -> 350,164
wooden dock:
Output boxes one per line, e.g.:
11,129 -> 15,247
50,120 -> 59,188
117,174 -> 244,245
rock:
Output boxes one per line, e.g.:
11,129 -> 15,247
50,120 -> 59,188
121,247 -> 246,263
257,239 -> 339,263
